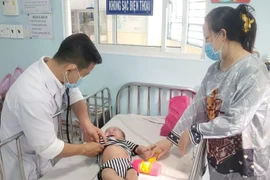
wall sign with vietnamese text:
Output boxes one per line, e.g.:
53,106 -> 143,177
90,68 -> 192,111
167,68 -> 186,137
106,0 -> 153,16
211,0 -> 250,3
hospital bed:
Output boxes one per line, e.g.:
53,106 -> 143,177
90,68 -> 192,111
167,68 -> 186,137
40,82 -> 206,180
0,83 -> 207,180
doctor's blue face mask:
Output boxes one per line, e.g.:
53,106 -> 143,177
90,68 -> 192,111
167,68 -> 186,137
204,31 -> 225,61
65,68 -> 83,89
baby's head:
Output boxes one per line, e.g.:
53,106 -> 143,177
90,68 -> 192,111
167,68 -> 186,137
105,126 -> 126,140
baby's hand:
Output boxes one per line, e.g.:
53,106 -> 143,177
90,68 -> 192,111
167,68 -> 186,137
136,146 -> 152,160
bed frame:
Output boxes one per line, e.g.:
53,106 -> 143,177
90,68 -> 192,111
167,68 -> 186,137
0,87 -> 112,180
116,82 -> 206,180
116,82 -> 196,116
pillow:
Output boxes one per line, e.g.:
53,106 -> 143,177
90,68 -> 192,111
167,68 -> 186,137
160,96 -> 190,136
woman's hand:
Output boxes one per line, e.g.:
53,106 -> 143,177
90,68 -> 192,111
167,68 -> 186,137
136,146 -> 152,160
178,129 -> 191,156
148,139 -> 173,159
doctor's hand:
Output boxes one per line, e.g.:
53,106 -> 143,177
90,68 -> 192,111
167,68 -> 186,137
178,129 -> 191,156
148,139 -> 173,160
82,142 -> 104,157
79,121 -> 107,144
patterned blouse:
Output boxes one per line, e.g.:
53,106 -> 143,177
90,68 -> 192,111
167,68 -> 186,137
168,55 -> 270,178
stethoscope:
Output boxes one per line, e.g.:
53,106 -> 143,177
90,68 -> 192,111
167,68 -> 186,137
65,88 -> 71,143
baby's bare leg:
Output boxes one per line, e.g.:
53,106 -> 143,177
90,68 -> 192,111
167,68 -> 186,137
126,169 -> 138,180
101,168 -> 124,180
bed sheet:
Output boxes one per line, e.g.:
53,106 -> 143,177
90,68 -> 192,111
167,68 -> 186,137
40,114 -> 195,180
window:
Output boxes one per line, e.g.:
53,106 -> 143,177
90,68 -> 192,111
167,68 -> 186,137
166,0 -> 205,55
187,0 -> 205,48
98,0 -> 158,46
167,0 -> 183,47
69,0 -> 206,57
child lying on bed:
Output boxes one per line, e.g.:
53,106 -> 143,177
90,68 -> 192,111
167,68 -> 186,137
97,126 -> 151,180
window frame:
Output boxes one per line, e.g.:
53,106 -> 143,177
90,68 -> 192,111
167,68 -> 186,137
64,0 -> 207,60
186,0 -> 206,48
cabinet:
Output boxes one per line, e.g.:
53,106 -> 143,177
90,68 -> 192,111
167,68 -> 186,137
71,9 -> 95,41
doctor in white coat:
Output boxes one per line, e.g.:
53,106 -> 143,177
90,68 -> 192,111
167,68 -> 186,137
0,33 -> 107,180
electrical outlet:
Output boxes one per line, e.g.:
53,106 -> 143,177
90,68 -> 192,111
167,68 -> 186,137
2,24 -> 10,38
9,25 -> 16,38
0,25 -> 4,38
15,25 -> 23,39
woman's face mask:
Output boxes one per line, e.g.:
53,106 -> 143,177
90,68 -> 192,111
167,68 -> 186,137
65,68 -> 83,89
205,32 -> 225,61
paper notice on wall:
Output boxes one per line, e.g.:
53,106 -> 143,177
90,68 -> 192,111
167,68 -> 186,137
2,0 -> 19,15
22,0 -> 52,13
28,14 -> 53,39
117,16 -> 146,33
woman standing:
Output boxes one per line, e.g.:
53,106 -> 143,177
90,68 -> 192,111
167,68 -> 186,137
151,4 -> 270,180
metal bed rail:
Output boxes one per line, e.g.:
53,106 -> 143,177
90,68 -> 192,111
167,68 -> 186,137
60,87 -> 112,144
0,87 -> 112,180
188,140 -> 207,180
84,87 -> 112,129
0,97 -> 3,126
0,132 -> 25,180
116,82 -> 196,116
115,82 -> 206,180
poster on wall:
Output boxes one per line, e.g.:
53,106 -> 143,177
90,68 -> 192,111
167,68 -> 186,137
106,0 -> 153,16
22,0 -> 52,13
211,0 -> 250,3
28,14 -> 53,39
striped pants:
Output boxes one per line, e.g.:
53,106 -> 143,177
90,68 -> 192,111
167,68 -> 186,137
98,158 -> 135,180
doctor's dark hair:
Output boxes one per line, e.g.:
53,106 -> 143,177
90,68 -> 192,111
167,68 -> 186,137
205,4 -> 257,53
53,33 -> 102,70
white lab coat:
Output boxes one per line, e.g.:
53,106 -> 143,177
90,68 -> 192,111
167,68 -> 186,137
0,57 -> 84,180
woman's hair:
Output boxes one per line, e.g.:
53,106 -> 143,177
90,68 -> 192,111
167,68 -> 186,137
205,4 -> 257,53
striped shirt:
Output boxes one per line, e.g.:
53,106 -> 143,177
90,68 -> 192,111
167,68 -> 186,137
98,136 -> 138,166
